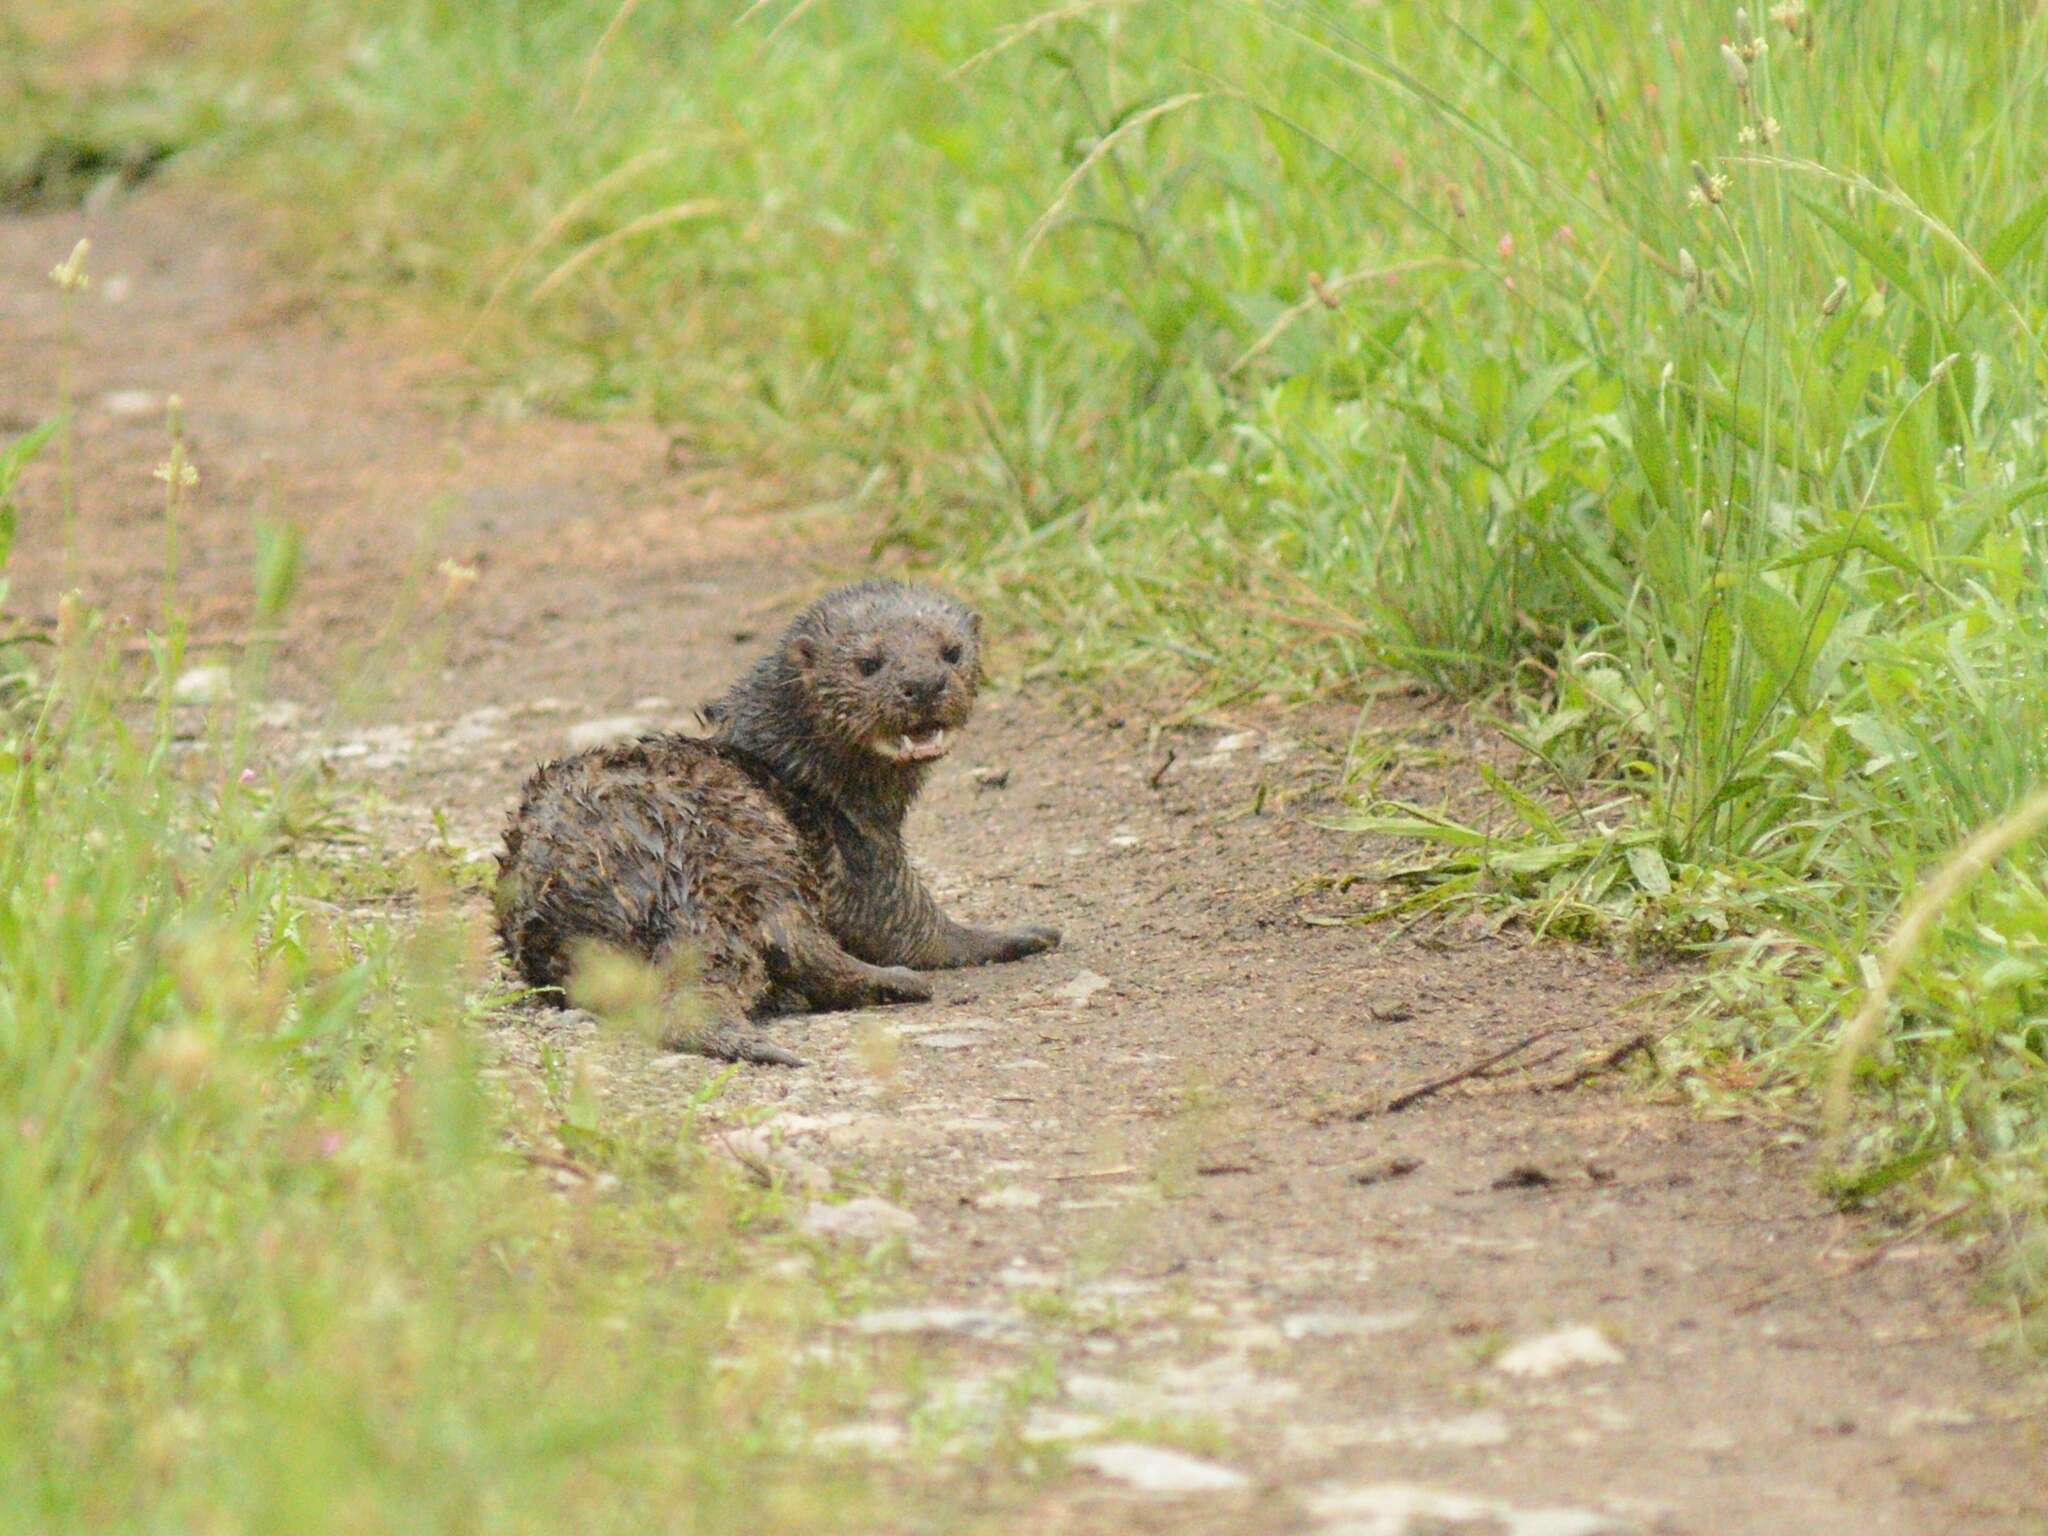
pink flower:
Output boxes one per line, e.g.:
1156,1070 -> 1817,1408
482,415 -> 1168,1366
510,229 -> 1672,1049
239,767 -> 258,785
1497,233 -> 1516,261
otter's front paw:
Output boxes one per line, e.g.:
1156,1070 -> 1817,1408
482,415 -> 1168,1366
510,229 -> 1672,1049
867,965 -> 935,1005
991,923 -> 1062,961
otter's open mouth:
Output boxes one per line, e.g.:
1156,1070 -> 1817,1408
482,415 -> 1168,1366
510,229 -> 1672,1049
871,726 -> 950,763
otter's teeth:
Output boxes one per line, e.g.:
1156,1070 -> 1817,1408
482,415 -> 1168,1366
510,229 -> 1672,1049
900,734 -> 914,757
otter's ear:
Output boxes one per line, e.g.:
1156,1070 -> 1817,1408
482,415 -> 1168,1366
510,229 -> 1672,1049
786,634 -> 818,672
969,611 -> 984,640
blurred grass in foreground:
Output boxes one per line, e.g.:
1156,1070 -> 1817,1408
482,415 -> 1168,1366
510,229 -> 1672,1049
6,0 -> 2048,1329
0,384 -> 906,1528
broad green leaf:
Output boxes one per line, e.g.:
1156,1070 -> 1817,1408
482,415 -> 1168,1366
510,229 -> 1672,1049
1798,195 -> 1936,318
1983,186 -> 2048,276
1626,385 -> 1679,514
1625,844 -> 1673,896
1738,579 -> 1814,702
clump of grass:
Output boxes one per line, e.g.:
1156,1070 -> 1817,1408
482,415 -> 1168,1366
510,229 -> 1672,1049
12,0 -> 2048,1320
0,270 -> 900,1527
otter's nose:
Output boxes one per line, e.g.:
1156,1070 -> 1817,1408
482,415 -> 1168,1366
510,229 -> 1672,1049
899,673 -> 946,707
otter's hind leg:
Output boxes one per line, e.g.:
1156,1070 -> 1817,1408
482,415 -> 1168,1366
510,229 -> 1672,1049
656,979 -> 808,1068
763,909 -> 933,1011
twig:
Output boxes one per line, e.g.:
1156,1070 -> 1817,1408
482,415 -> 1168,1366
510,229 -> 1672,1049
1048,1165 -> 1137,1182
1319,1028 -> 1560,1122
1540,1031 -> 1654,1092
1147,748 -> 1178,789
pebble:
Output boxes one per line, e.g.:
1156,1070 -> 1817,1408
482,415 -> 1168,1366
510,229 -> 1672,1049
99,388 -> 162,418
811,1422 -> 904,1455
1495,1325 -> 1625,1379
1306,1482 -> 1617,1536
1281,1310 -> 1420,1341
912,1030 -> 991,1051
1053,970 -> 1112,1007
974,1185 -> 1043,1211
1019,1408 -> 1108,1444
800,1196 -> 918,1243
1070,1442 -> 1250,1495
171,664 -> 234,705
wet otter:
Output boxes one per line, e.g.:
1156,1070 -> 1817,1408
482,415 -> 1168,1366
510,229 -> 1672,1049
494,581 -> 1061,1064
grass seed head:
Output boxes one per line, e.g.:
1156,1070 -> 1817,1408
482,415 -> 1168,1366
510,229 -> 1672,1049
49,239 -> 91,293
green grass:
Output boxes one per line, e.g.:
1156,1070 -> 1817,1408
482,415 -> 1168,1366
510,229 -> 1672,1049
8,0 -> 2048,1333
0,394 -> 934,1528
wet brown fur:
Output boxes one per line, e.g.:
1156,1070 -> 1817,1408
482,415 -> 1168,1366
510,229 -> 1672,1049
494,581 -> 1060,1064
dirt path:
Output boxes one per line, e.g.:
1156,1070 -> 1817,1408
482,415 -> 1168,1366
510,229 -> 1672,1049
6,189 -> 2044,1536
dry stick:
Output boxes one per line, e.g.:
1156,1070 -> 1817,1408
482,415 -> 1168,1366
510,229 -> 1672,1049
1322,1027 -> 1562,1122
1048,1165 -> 1137,1182
1541,1031 -> 1654,1093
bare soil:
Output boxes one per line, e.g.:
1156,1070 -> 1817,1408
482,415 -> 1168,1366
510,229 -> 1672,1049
6,188 -> 2045,1536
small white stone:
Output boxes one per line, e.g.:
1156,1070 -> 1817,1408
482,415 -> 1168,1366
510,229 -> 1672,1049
1053,971 -> 1112,1007
171,664 -> 233,705
996,1265 -> 1060,1290
1494,1325 -> 1624,1379
974,1185 -> 1043,1211
1281,1309 -> 1420,1341
565,714 -> 660,751
1210,731 -> 1258,754
1019,1408 -> 1108,1444
1071,1442 -> 1250,1495
811,1421 -> 904,1455
912,1030 -> 991,1050
1306,1483 -> 1616,1536
800,1197 -> 918,1243
99,388 -> 161,418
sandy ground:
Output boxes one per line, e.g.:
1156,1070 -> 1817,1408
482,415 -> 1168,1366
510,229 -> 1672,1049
4,188 -> 2045,1536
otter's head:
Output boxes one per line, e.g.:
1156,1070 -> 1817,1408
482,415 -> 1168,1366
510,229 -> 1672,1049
706,583 -> 985,815
765,582 -> 983,770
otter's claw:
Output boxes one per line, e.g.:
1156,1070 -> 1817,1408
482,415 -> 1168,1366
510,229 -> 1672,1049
994,924 -> 1062,961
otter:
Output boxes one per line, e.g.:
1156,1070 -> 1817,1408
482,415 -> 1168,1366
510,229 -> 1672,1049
494,581 -> 1061,1064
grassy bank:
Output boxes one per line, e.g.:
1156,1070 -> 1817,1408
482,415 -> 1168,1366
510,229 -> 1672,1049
9,1 -> 2048,1323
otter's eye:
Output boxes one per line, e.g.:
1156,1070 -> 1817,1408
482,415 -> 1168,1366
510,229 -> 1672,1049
941,644 -> 964,666
857,655 -> 885,677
